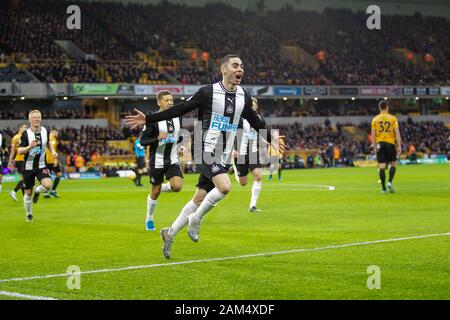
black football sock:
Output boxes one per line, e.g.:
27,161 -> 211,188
52,177 -> 60,191
379,169 -> 386,190
278,168 -> 282,180
389,167 -> 396,183
14,180 -> 23,193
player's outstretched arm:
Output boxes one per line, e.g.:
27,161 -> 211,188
125,92 -> 204,130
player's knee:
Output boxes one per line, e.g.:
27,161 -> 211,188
171,184 -> 182,193
42,181 -> 52,190
217,183 -> 231,195
239,178 -> 247,186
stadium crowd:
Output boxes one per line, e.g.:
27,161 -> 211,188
1,0 -> 448,85
0,119 -> 448,175
0,109 -> 93,119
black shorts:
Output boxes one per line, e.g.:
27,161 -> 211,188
236,163 -> 263,177
15,161 -> 25,174
376,142 -> 397,163
235,153 -> 262,177
195,163 -> 231,193
48,163 -> 62,174
23,168 -> 52,190
136,157 -> 145,170
149,163 -> 183,185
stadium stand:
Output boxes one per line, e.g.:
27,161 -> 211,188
1,0 -> 448,85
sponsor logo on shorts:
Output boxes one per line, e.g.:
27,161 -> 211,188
211,164 -> 220,173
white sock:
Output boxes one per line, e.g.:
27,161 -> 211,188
23,194 -> 33,215
250,180 -> 262,208
161,183 -> 172,193
169,200 -> 199,237
146,195 -> 158,220
35,185 -> 48,194
191,188 -> 226,222
0,184 -> 2,192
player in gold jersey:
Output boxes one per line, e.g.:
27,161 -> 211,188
44,129 -> 63,198
7,124 -> 27,201
371,101 -> 402,193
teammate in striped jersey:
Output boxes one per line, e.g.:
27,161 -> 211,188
140,91 -> 185,231
126,55 -> 284,259
18,110 -> 58,222
234,97 -> 265,212
7,124 -> 27,201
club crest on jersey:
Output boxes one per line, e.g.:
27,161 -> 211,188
225,104 -> 234,114
210,112 -> 237,132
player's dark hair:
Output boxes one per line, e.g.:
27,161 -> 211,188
220,54 -> 241,67
378,100 -> 389,110
156,90 -> 172,101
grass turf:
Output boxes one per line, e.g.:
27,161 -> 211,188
0,164 -> 449,300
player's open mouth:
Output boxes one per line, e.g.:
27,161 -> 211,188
235,74 -> 243,81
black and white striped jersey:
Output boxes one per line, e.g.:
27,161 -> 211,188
141,117 -> 182,169
144,82 -> 271,166
238,118 -> 259,156
20,127 -> 49,171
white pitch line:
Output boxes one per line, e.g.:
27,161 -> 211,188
0,232 -> 448,285
0,290 -> 58,300
280,183 -> 336,191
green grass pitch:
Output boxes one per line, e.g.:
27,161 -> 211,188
0,164 -> 449,300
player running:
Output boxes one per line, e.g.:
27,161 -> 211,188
44,129 -> 63,198
8,124 -> 27,201
371,100 -> 402,193
234,97 -> 265,212
125,54 -> 284,259
18,110 -> 58,222
140,91 -> 185,231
